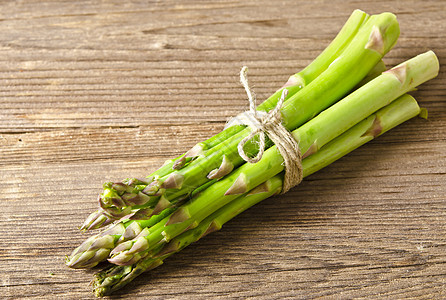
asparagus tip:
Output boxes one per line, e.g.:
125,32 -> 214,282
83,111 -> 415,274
281,74 -> 304,89
199,220 -> 222,239
89,235 -> 115,251
120,221 -> 143,241
154,240 -> 181,258
246,180 -> 271,196
384,63 -> 407,84
224,174 -> 248,195
151,196 -> 172,216
80,210 -> 112,231
207,155 -> 234,180
166,207 -> 191,226
365,25 -> 385,55
302,141 -> 318,159
67,248 -> 111,269
110,241 -> 133,256
362,115 -> 383,138
107,252 -> 134,266
161,173 -> 184,190
173,144 -> 204,169
127,237 -> 149,254
129,207 -> 154,220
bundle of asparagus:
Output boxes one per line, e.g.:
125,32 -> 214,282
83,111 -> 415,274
66,10 -> 439,297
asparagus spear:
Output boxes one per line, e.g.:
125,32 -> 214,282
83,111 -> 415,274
92,175 -> 284,296
67,207 -> 177,269
67,58 -> 386,269
93,12 -> 398,225
107,51 -> 438,266
93,93 -> 422,296
85,9 -> 369,227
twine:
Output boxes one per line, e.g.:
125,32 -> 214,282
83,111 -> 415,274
225,66 -> 303,194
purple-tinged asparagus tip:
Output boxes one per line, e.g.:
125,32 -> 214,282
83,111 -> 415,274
302,141 -> 318,159
135,192 -> 152,206
361,115 -> 383,138
142,181 -> 160,196
199,220 -> 222,239
100,222 -> 126,237
127,237 -> 149,254
110,240 -> 134,256
89,235 -> 116,250
129,208 -> 154,220
151,196 -> 172,216
108,252 -> 139,266
166,207 -> 190,226
100,203 -> 132,219
161,173 -> 184,190
67,248 -> 111,269
365,25 -> 385,55
120,254 -> 144,266
125,177 -> 150,186
280,74 -> 304,89
66,252 -> 94,268
135,227 -> 150,239
154,240 -> 181,258
69,234 -> 98,257
121,192 -> 151,206
207,155 -> 234,180
246,180 -> 271,196
384,63 -> 407,84
121,192 -> 138,205
111,182 -> 130,194
111,196 -> 126,208
97,216 -> 114,229
80,210 -> 103,231
119,222 -> 142,242
81,209 -> 115,231
172,143 -> 204,170
224,174 -> 248,195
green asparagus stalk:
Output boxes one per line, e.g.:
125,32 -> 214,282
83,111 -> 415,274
81,121 -> 250,229
86,9 -> 369,227
93,175 -> 284,296
67,57 -> 386,269
93,12 -> 398,225
107,51 -> 438,266
93,93 -> 422,296
67,207 -> 177,269
82,9 -> 369,229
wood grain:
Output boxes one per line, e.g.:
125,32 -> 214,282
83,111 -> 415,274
0,1 -> 445,299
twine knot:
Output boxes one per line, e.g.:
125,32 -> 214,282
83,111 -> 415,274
225,66 -> 303,193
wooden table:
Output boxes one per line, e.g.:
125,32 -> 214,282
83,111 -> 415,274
1,1 -> 445,299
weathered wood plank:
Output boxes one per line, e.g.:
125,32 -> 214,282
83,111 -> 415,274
0,0 -> 445,299
0,1 -> 444,132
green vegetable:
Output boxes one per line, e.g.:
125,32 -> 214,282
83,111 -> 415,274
106,51 -> 438,266
92,93 -> 422,296
66,58 -> 383,269
87,11 -> 397,228
64,10 -> 440,298
67,57 -> 386,269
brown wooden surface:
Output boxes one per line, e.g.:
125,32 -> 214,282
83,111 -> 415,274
1,1 -> 445,299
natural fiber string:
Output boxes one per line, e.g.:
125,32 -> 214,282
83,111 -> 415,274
225,66 -> 303,193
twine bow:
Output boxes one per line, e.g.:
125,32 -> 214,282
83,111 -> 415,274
225,66 -> 303,193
